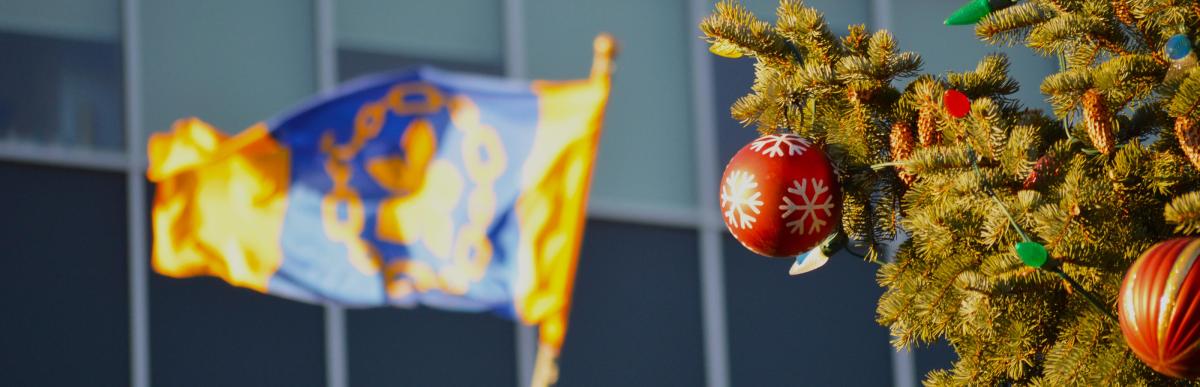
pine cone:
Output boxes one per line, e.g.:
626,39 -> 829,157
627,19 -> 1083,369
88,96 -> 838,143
1176,116 -> 1200,170
1112,0 -> 1135,26
1022,155 -> 1060,190
847,88 -> 875,105
847,88 -> 862,105
1022,161 -> 1042,190
890,122 -> 916,185
1081,89 -> 1115,155
917,107 -> 940,146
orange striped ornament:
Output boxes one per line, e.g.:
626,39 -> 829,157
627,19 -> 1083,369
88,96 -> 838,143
1119,238 -> 1200,378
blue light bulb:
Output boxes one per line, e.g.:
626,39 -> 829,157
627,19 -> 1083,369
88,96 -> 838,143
1167,34 -> 1193,61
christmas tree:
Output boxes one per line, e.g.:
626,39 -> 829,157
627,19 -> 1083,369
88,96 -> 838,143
703,0 -> 1200,384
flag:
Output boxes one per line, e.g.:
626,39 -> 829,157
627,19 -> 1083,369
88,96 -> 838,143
148,35 -> 615,384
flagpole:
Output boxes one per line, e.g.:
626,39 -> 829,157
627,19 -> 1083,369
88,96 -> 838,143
314,2 -> 348,387
123,1 -> 150,386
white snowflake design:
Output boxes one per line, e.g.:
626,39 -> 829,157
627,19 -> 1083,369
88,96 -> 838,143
779,178 -> 835,234
749,134 -> 810,158
721,170 -> 763,229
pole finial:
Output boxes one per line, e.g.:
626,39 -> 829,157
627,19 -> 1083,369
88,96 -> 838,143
591,33 -> 618,78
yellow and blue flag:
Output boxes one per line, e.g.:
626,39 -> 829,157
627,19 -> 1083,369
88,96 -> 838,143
148,35 -> 613,380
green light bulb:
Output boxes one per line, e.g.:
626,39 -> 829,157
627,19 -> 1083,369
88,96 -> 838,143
1015,241 -> 1047,268
945,0 -> 1019,25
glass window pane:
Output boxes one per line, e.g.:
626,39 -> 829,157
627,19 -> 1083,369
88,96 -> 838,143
0,0 -> 123,151
149,275 -> 326,387
337,0 -> 502,66
558,220 -> 705,385
335,1 -> 504,81
723,235 -> 893,385
916,339 -> 957,380
140,0 -> 315,137
337,50 -> 502,82
0,0 -> 118,41
714,58 -> 760,167
346,309 -> 516,386
524,0 -> 697,211
0,163 -> 128,386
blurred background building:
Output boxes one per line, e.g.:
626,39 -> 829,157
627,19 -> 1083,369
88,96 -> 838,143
0,0 -> 1055,386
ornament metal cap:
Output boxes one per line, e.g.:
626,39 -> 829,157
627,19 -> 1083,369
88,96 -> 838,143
790,248 -> 830,276
789,232 -> 843,276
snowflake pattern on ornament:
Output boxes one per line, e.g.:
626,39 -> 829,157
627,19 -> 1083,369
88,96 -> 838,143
721,170 -> 763,229
779,178 -> 834,234
749,134 -> 810,158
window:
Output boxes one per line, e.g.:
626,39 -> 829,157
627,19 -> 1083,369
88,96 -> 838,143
559,220 -> 706,386
336,0 -> 503,82
0,163 -> 128,385
0,0 -> 123,152
722,234 -> 894,385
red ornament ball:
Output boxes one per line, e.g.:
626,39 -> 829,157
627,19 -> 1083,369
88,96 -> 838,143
1119,238 -> 1200,379
943,89 -> 971,118
719,134 -> 841,257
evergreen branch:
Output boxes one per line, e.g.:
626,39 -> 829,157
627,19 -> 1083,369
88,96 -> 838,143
891,52 -> 923,79
1001,125 -> 1040,177
1038,0 -> 1082,14
1093,54 -> 1166,107
1151,149 -> 1198,195
841,24 -> 870,56
1048,267 -> 1119,322
1169,67 -> 1200,120
904,146 -> 973,175
1041,69 -> 1094,117
977,2 -> 1055,46
868,29 -> 897,69
700,1 -> 794,65
730,92 -> 767,126
795,61 -> 840,94
1134,0 -> 1193,39
1043,312 -> 1124,385
774,0 -> 842,63
1165,190 -> 1200,234
948,55 -> 1021,99
1065,43 -> 1102,68
837,55 -> 881,91
1027,13 -> 1121,56
1057,319 -> 1104,384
